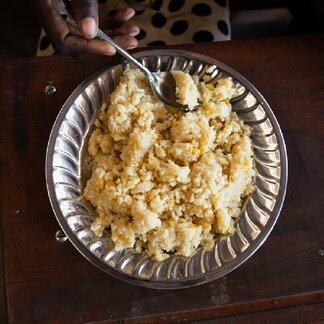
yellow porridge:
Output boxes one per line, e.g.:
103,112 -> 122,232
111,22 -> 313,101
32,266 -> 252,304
84,68 -> 255,261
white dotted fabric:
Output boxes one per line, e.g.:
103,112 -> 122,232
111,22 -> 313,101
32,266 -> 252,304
37,0 -> 230,56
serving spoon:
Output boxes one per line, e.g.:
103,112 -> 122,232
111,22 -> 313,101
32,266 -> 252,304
53,0 -> 197,112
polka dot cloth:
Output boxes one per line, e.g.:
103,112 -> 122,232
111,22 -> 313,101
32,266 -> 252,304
37,0 -> 230,56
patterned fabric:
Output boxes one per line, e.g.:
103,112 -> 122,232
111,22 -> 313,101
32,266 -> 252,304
37,0 -> 230,56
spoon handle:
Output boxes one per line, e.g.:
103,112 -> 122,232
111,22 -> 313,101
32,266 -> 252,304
96,29 -> 153,80
52,0 -> 154,80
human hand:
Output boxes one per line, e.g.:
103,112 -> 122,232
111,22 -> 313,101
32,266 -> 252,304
32,0 -> 139,56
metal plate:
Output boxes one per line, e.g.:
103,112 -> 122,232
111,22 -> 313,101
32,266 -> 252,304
46,50 -> 288,289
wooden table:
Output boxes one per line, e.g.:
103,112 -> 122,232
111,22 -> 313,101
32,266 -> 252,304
0,34 -> 323,323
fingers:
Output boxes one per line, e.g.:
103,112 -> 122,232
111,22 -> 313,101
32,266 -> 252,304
112,35 -> 138,50
63,34 -> 138,56
102,7 -> 135,30
109,7 -> 135,25
65,35 -> 116,55
108,24 -> 140,37
70,0 -> 98,39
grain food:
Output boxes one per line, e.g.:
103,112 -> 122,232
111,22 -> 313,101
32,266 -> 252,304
172,71 -> 199,110
84,68 -> 255,261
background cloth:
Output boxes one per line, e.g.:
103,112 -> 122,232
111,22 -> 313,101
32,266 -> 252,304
37,0 -> 230,55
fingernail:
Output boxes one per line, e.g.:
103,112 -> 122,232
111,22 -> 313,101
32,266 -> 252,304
103,45 -> 116,55
127,43 -> 137,50
82,17 -> 97,39
125,8 -> 135,20
129,27 -> 140,37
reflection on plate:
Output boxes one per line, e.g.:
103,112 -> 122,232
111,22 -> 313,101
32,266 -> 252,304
46,50 -> 288,289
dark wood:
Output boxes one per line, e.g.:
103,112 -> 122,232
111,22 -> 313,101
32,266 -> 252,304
0,34 -> 324,323
121,293 -> 324,323
198,302 -> 324,324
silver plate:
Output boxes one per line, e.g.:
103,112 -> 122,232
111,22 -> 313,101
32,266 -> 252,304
46,50 -> 288,289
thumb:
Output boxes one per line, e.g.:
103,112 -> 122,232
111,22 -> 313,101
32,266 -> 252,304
71,0 -> 98,39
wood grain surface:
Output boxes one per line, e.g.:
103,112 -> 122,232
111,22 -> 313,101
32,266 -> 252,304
0,34 -> 323,323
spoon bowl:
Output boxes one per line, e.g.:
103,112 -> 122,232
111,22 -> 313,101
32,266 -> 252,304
150,72 -> 193,112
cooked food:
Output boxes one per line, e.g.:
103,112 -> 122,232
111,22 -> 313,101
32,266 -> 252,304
172,71 -> 200,110
84,68 -> 255,261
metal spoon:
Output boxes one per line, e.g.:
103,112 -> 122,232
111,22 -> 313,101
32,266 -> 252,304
96,30 -> 196,112
53,0 -> 197,112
